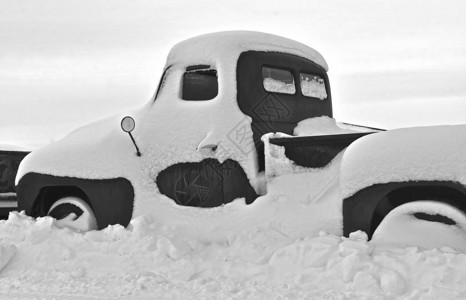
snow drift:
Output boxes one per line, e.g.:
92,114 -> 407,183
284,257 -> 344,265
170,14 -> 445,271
0,211 -> 465,299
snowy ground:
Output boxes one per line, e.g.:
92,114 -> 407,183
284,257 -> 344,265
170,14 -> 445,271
1,160 -> 466,299
1,212 -> 465,299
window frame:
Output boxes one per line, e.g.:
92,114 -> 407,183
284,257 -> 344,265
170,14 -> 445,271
152,66 -> 173,102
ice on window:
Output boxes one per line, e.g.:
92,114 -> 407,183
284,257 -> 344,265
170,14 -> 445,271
262,67 -> 296,94
300,74 -> 327,100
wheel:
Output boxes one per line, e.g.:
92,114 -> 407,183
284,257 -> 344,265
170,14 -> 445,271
47,197 -> 98,231
371,201 -> 466,251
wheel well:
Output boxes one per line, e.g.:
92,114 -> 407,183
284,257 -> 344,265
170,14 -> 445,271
370,185 -> 466,236
31,186 -> 92,217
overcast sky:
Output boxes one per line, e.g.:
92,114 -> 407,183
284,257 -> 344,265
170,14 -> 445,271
1,0 -> 466,148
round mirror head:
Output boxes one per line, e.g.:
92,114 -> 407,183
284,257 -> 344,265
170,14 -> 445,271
121,116 -> 135,133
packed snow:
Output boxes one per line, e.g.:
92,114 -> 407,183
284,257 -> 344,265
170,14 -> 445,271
1,203 -> 466,298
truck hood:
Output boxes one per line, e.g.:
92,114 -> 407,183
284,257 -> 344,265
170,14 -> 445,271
16,113 -> 141,184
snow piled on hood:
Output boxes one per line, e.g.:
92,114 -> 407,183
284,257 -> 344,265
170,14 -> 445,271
341,125 -> 466,198
1,212 -> 465,299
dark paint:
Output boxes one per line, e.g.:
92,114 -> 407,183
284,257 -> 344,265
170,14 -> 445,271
157,159 -> 258,207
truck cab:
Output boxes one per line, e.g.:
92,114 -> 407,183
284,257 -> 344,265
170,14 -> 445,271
15,31 -> 334,230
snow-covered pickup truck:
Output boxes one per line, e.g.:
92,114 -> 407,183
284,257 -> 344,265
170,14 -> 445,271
14,31 -> 466,249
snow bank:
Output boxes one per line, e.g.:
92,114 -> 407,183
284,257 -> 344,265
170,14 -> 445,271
5,144 -> 466,298
0,244 -> 16,272
0,212 -> 465,299
341,125 -> 466,198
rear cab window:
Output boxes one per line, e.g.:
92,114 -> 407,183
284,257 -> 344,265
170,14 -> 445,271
299,73 -> 327,100
182,65 -> 218,100
262,66 -> 296,94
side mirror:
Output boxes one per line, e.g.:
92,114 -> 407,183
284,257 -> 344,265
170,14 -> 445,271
121,116 -> 136,133
121,116 -> 141,156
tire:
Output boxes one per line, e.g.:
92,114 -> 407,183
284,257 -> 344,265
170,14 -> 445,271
371,200 -> 466,251
47,196 -> 98,231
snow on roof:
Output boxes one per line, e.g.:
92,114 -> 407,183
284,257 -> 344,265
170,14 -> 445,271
166,31 -> 328,71
340,125 -> 466,199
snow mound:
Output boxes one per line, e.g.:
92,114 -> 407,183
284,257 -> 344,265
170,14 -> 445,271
0,211 -> 465,299
0,244 -> 16,272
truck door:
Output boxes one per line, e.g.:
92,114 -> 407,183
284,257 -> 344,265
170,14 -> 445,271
155,65 -> 258,207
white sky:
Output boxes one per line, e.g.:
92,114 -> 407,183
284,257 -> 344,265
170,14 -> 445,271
1,0 -> 466,148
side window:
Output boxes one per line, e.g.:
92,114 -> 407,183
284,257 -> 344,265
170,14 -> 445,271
299,73 -> 327,100
262,66 -> 296,94
182,65 -> 218,100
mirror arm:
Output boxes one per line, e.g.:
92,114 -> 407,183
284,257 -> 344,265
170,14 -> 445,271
128,132 -> 141,157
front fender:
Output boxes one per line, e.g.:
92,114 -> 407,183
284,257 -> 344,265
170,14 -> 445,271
17,172 -> 134,229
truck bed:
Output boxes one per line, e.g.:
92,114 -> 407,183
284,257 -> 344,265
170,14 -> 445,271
268,132 -> 377,168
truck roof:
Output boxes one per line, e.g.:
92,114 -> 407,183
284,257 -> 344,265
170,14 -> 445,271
165,31 -> 329,71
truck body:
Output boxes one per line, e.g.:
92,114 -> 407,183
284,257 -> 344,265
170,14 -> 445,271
10,31 -> 466,248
